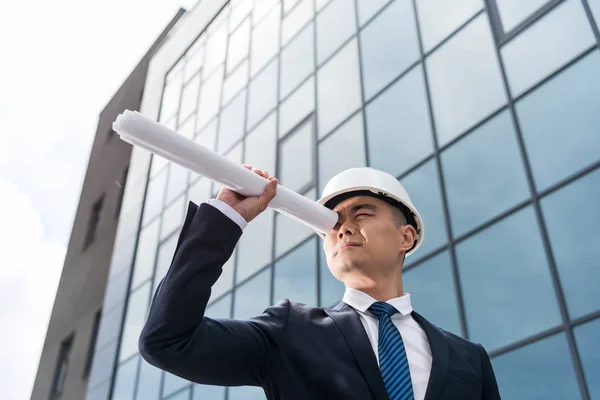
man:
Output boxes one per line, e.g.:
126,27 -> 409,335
139,166 -> 501,399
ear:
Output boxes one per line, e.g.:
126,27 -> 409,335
398,224 -> 417,253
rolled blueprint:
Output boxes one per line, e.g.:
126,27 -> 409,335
112,110 -> 338,235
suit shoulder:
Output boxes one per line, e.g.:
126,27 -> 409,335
436,326 -> 482,352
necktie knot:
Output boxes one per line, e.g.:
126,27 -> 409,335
368,301 -> 398,318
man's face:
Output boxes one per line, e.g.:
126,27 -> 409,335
323,195 -> 416,282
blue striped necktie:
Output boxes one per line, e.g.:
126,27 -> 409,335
368,301 -> 414,400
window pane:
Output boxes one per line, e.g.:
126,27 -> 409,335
279,76 -> 314,137
281,22 -> 314,100
134,359 -> 161,400
227,18 -> 251,73
251,5 -> 281,77
203,21 -> 228,79
95,304 -> 123,353
284,0 -> 301,14
184,38 -> 205,83
152,234 -> 178,294
179,74 -> 200,123
496,0 -> 550,32
230,0 -> 252,32
574,319 -> 600,399
274,238 -> 317,306
282,0 -> 314,45
187,178 -> 212,204
318,112 -> 366,194
426,14 -> 506,145
541,169 -> 600,318
222,60 -> 249,106
233,267 -> 272,320
591,0 -> 600,30
228,386 -> 266,400
218,89 -> 247,154
318,248 -> 345,307
366,64 -> 433,177
253,0 -> 279,25
165,387 -> 191,400
516,51 -> 600,191
415,0 -> 483,51
112,356 -> 139,400
166,163 -> 189,205
360,0 -> 419,99
245,111 -> 277,175
194,118 -> 217,152
357,0 -> 390,26
317,38 -> 362,137
193,384 -> 226,400
197,66 -> 224,132
160,76 -> 182,122
119,282 -> 151,361
400,160 -> 447,257
160,196 -> 185,240
492,333 -> 579,400
87,380 -> 110,400
280,120 -> 314,192
316,0 -> 356,64
142,168 -> 167,226
163,373 -> 190,399
206,293 -> 232,319
247,58 -> 278,130
88,340 -> 118,388
316,0 -> 331,12
501,0 -> 595,96
275,188 -> 316,257
403,252 -> 461,335
176,114 -> 195,140
237,209 -> 275,283
103,267 -> 130,313
456,207 -> 562,351
442,111 -> 529,237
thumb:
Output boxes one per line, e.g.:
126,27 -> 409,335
259,178 -> 278,206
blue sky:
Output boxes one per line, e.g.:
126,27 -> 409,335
0,1 -> 195,398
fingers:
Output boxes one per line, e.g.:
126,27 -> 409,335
243,164 -> 272,180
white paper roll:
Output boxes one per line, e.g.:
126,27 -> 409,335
112,110 -> 338,235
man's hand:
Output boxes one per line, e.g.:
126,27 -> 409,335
216,165 -> 278,223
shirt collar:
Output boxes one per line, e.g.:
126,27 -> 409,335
342,287 -> 414,316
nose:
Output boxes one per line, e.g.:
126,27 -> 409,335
337,220 -> 357,239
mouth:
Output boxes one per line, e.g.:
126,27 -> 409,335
336,243 -> 361,255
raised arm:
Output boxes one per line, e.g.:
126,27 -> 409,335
139,168 -> 283,387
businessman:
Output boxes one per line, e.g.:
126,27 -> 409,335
139,166 -> 501,399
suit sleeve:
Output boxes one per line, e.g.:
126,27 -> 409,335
138,201 -> 290,387
479,344 -> 501,399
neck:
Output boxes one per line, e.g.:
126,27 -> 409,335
343,271 -> 405,302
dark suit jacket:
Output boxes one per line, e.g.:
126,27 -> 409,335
139,202 -> 501,399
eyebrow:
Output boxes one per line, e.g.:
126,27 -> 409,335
336,204 -> 378,218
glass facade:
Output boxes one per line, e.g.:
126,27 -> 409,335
87,0 -> 600,399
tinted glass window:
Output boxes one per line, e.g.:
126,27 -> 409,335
197,66 -> 224,131
142,168 -> 167,226
426,14 -> 506,145
111,356 -> 139,400
441,111 -> 529,237
282,0 -> 313,45
251,5 -> 281,77
360,0 -> 419,99
247,58 -> 278,130
165,163 -> 189,206
119,282 -> 152,362
222,60 -> 248,106
281,22 -> 314,100
163,372 -> 190,399
280,119 -> 314,193
233,267 -> 272,320
316,0 -> 356,64
516,51 -> 600,191
456,207 -> 562,351
160,196 -> 185,240
496,0 -> 550,32
541,168 -> 600,318
317,39 -> 362,137
135,359 -> 161,400
228,386 -> 266,400
237,209 -> 275,283
274,238 -> 318,306
357,0 -> 390,26
403,251 -> 462,335
227,18 -> 251,73
275,188 -> 316,257
279,76 -> 314,137
366,65 -> 433,177
574,318 -> 600,399
318,248 -> 345,307
492,333 -> 579,399
152,234 -> 178,294
218,89 -> 247,154
501,0 -> 595,96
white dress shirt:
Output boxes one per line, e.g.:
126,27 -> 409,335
343,288 -> 432,400
205,199 -> 432,399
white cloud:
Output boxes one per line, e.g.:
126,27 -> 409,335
0,178 -> 66,400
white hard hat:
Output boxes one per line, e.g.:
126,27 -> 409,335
316,167 -> 424,256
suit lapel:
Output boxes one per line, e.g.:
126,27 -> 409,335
411,311 -> 449,400
324,303 -> 389,400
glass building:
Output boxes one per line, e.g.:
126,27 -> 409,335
86,0 -> 600,399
